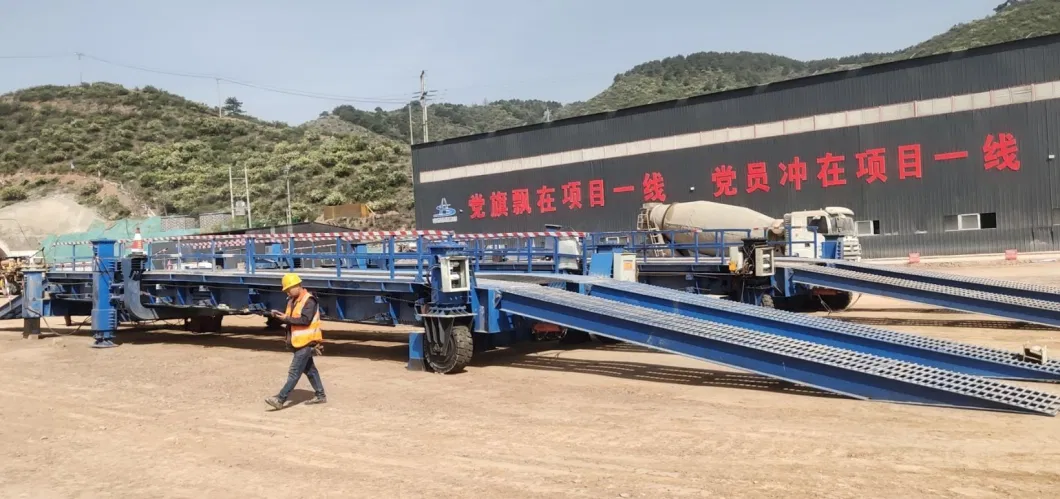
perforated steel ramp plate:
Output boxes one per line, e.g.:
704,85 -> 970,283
785,265 -> 1060,327
779,257 -> 1060,300
582,279 -> 1060,381
487,281 -> 1060,416
0,295 -> 22,320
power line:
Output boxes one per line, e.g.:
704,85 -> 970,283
1,51 -> 418,105
0,53 -> 73,60
77,53 -> 415,104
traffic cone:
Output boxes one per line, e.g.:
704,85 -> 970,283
130,227 -> 144,255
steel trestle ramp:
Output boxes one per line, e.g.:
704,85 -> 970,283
484,281 -> 1060,416
572,277 -> 1060,382
782,258 -> 1060,303
479,272 -> 1060,381
782,264 -> 1060,328
0,295 -> 22,320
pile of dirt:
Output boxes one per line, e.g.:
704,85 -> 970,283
0,194 -> 103,256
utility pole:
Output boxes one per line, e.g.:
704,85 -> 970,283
215,79 -> 223,117
243,164 -> 253,228
407,103 -> 415,145
284,164 -> 293,229
76,52 -> 83,85
228,165 -> 236,217
420,71 -> 429,142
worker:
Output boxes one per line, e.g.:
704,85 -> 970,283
264,273 -> 327,410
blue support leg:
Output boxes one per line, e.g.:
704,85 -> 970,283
21,269 -> 45,339
91,239 -> 119,348
407,330 -> 426,371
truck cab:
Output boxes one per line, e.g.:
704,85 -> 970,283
784,207 -> 862,261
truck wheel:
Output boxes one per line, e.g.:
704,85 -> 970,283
426,324 -> 473,374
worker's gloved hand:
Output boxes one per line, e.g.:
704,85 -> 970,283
312,344 -> 324,356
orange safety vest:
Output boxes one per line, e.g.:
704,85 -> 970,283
286,291 -> 323,349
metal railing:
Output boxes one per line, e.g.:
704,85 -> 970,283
41,228 -> 833,279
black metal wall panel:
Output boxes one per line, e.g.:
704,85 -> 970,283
412,34 -> 1060,173
416,100 -> 1055,258
412,35 -> 1060,258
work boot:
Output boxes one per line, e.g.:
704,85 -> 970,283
264,396 -> 285,410
305,395 -> 327,405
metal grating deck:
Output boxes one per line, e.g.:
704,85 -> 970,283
787,265 -> 1060,312
780,258 -> 1060,299
491,282 -> 1060,416
586,278 -> 1060,381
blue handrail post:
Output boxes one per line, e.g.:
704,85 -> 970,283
416,236 -> 426,280
693,231 -> 701,263
525,237 -> 532,272
335,236 -> 343,278
246,237 -> 257,274
388,236 -> 396,279
551,235 -> 559,273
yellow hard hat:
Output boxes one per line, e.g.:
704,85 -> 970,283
281,273 -> 302,291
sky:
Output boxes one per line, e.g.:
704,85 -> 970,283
0,0 -> 1005,124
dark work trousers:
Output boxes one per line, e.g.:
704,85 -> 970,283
277,345 -> 325,400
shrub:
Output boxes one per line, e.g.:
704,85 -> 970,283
0,185 -> 28,201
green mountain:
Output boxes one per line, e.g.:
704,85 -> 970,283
329,99 -> 564,147
336,0 -> 1060,142
0,83 -> 415,227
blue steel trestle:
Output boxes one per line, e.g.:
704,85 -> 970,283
18,230 -> 1060,416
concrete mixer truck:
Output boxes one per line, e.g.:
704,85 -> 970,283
637,201 -> 862,261
631,201 -> 862,311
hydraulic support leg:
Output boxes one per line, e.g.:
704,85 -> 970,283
91,239 -> 119,348
408,330 -> 426,371
21,269 -> 45,339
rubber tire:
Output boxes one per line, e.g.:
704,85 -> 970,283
426,324 -> 473,374
595,335 -> 623,345
820,292 -> 854,311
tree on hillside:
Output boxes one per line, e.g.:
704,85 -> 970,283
995,0 -> 1031,13
223,97 -> 244,116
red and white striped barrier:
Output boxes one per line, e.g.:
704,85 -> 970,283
146,230 -> 451,243
452,231 -> 586,239
50,230 -> 454,247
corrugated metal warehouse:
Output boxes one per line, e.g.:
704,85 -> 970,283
412,34 -> 1060,258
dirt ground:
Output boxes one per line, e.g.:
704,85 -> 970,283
2,263 -> 1060,498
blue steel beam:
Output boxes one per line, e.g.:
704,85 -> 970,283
142,271 -> 421,294
784,258 -> 1060,303
488,282 -> 1060,415
0,295 -> 22,319
579,278 -> 1060,382
786,265 -> 1060,328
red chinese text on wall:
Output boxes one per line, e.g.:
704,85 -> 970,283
708,133 -> 1020,198
463,133 -> 1023,218
468,171 -> 670,219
